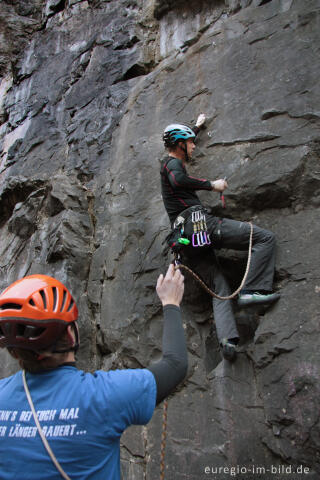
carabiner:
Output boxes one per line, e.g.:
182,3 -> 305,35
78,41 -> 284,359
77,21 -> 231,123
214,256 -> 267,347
201,231 -> 210,246
192,234 -> 199,247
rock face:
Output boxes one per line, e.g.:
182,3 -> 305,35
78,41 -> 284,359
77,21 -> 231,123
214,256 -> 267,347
1,0 -> 320,478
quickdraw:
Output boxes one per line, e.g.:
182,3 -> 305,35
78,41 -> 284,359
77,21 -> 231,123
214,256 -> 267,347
191,209 -> 211,247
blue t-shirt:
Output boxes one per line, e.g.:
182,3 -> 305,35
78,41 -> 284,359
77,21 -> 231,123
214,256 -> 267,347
0,366 -> 156,479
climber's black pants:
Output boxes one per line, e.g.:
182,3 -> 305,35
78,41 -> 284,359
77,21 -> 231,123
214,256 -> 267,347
181,246 -> 239,344
210,260 -> 239,343
181,213 -> 276,343
206,216 -> 276,292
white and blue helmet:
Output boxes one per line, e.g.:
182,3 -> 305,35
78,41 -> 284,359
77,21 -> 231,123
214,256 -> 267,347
163,124 -> 195,147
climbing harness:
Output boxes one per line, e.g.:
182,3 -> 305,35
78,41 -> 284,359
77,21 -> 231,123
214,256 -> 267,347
166,206 -> 212,254
22,370 -> 72,480
174,221 -> 253,300
168,216 -> 253,300
166,203 -> 254,300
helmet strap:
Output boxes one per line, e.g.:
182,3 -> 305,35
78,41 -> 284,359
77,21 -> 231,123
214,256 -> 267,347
180,140 -> 189,163
51,323 -> 80,354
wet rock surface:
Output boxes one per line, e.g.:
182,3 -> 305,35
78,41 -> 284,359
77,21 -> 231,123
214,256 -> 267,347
0,0 -> 319,478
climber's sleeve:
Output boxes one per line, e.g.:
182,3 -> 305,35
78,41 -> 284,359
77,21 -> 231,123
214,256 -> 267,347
165,158 -> 212,191
147,305 -> 188,405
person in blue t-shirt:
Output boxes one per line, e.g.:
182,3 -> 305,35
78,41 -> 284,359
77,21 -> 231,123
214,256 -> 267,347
0,264 -> 187,480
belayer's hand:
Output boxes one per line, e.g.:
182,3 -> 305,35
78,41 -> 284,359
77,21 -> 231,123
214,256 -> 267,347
156,264 -> 184,307
211,178 -> 228,192
196,113 -> 206,128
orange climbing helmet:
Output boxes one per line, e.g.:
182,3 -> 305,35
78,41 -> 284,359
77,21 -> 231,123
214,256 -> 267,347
0,275 -> 78,351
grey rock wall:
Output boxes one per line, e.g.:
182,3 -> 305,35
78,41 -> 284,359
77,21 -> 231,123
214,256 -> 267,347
0,0 -> 319,478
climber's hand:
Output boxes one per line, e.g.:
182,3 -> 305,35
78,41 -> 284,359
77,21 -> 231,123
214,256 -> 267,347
211,178 -> 228,192
196,113 -> 206,128
156,264 -> 184,307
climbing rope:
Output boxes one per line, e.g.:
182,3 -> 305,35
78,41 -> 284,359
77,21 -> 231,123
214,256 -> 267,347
160,400 -> 168,480
174,222 -> 253,300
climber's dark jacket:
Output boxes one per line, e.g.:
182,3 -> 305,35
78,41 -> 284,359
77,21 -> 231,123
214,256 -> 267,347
160,156 -> 212,224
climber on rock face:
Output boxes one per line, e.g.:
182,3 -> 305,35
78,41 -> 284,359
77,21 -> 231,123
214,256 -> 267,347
160,114 -> 280,361
0,265 -> 187,480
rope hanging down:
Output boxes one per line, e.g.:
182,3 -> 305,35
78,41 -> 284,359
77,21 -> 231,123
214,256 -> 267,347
160,400 -> 168,480
174,222 -> 253,300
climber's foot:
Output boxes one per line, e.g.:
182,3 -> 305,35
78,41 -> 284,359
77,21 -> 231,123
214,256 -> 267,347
238,292 -> 280,307
220,338 -> 237,362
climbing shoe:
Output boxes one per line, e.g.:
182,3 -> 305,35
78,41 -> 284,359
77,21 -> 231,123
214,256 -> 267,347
220,338 -> 237,362
238,291 -> 280,307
